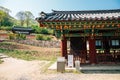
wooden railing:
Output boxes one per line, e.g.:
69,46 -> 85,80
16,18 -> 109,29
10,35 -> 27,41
67,49 -> 120,64
96,49 -> 120,63
68,50 -> 88,64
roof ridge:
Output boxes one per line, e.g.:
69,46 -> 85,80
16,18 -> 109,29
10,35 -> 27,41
52,9 -> 120,12
52,9 -> 120,14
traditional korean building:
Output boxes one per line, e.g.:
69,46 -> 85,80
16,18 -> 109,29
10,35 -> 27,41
36,9 -> 120,64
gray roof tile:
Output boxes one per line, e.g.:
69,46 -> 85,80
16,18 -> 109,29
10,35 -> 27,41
36,9 -> 120,21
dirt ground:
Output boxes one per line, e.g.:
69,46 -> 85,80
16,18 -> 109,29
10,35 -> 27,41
0,53 -> 49,80
0,53 -> 120,80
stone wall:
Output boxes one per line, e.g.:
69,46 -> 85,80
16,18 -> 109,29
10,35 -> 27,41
9,40 -> 61,48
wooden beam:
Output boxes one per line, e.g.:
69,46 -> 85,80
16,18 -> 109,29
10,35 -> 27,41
65,33 -> 89,37
41,21 -> 120,32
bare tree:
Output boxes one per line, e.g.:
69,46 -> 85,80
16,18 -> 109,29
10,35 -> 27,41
16,11 -> 34,26
25,11 -> 34,27
16,11 -> 25,26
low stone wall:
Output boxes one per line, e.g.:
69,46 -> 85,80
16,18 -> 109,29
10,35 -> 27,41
9,40 -> 61,48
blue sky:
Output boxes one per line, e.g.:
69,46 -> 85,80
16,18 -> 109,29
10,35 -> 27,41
0,0 -> 120,18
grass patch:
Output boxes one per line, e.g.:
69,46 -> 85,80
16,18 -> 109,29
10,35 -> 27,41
36,34 -> 52,41
65,69 -> 81,74
0,48 -> 60,61
0,42 -> 60,61
41,61 -> 56,73
0,59 -> 4,64
0,42 -> 30,50
0,48 -> 35,60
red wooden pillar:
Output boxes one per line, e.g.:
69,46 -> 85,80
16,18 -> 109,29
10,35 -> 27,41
88,37 -> 97,64
61,35 -> 67,59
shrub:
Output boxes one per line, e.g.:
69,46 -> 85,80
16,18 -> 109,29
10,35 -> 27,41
8,33 -> 16,40
8,33 -> 26,40
31,25 -> 53,35
0,26 -> 12,31
45,36 -> 51,41
16,34 -> 26,40
36,34 -> 44,40
41,28 -> 53,35
40,28 -> 49,34
36,34 -> 52,41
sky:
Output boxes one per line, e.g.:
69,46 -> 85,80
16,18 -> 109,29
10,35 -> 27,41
0,0 -> 120,18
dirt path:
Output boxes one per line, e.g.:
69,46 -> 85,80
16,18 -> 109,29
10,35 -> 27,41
0,53 -> 49,80
0,53 -> 120,80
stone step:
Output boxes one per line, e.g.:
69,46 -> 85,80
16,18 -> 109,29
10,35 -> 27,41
79,66 -> 120,73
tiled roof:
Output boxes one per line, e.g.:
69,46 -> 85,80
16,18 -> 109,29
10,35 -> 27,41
37,9 -> 120,21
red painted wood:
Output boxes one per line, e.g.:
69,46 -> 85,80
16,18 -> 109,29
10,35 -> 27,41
61,35 -> 67,58
40,23 -> 44,27
88,37 -> 97,64
64,37 -> 67,59
61,39 -> 65,57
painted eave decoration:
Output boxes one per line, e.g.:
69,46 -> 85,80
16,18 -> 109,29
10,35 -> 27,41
36,9 -> 120,38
